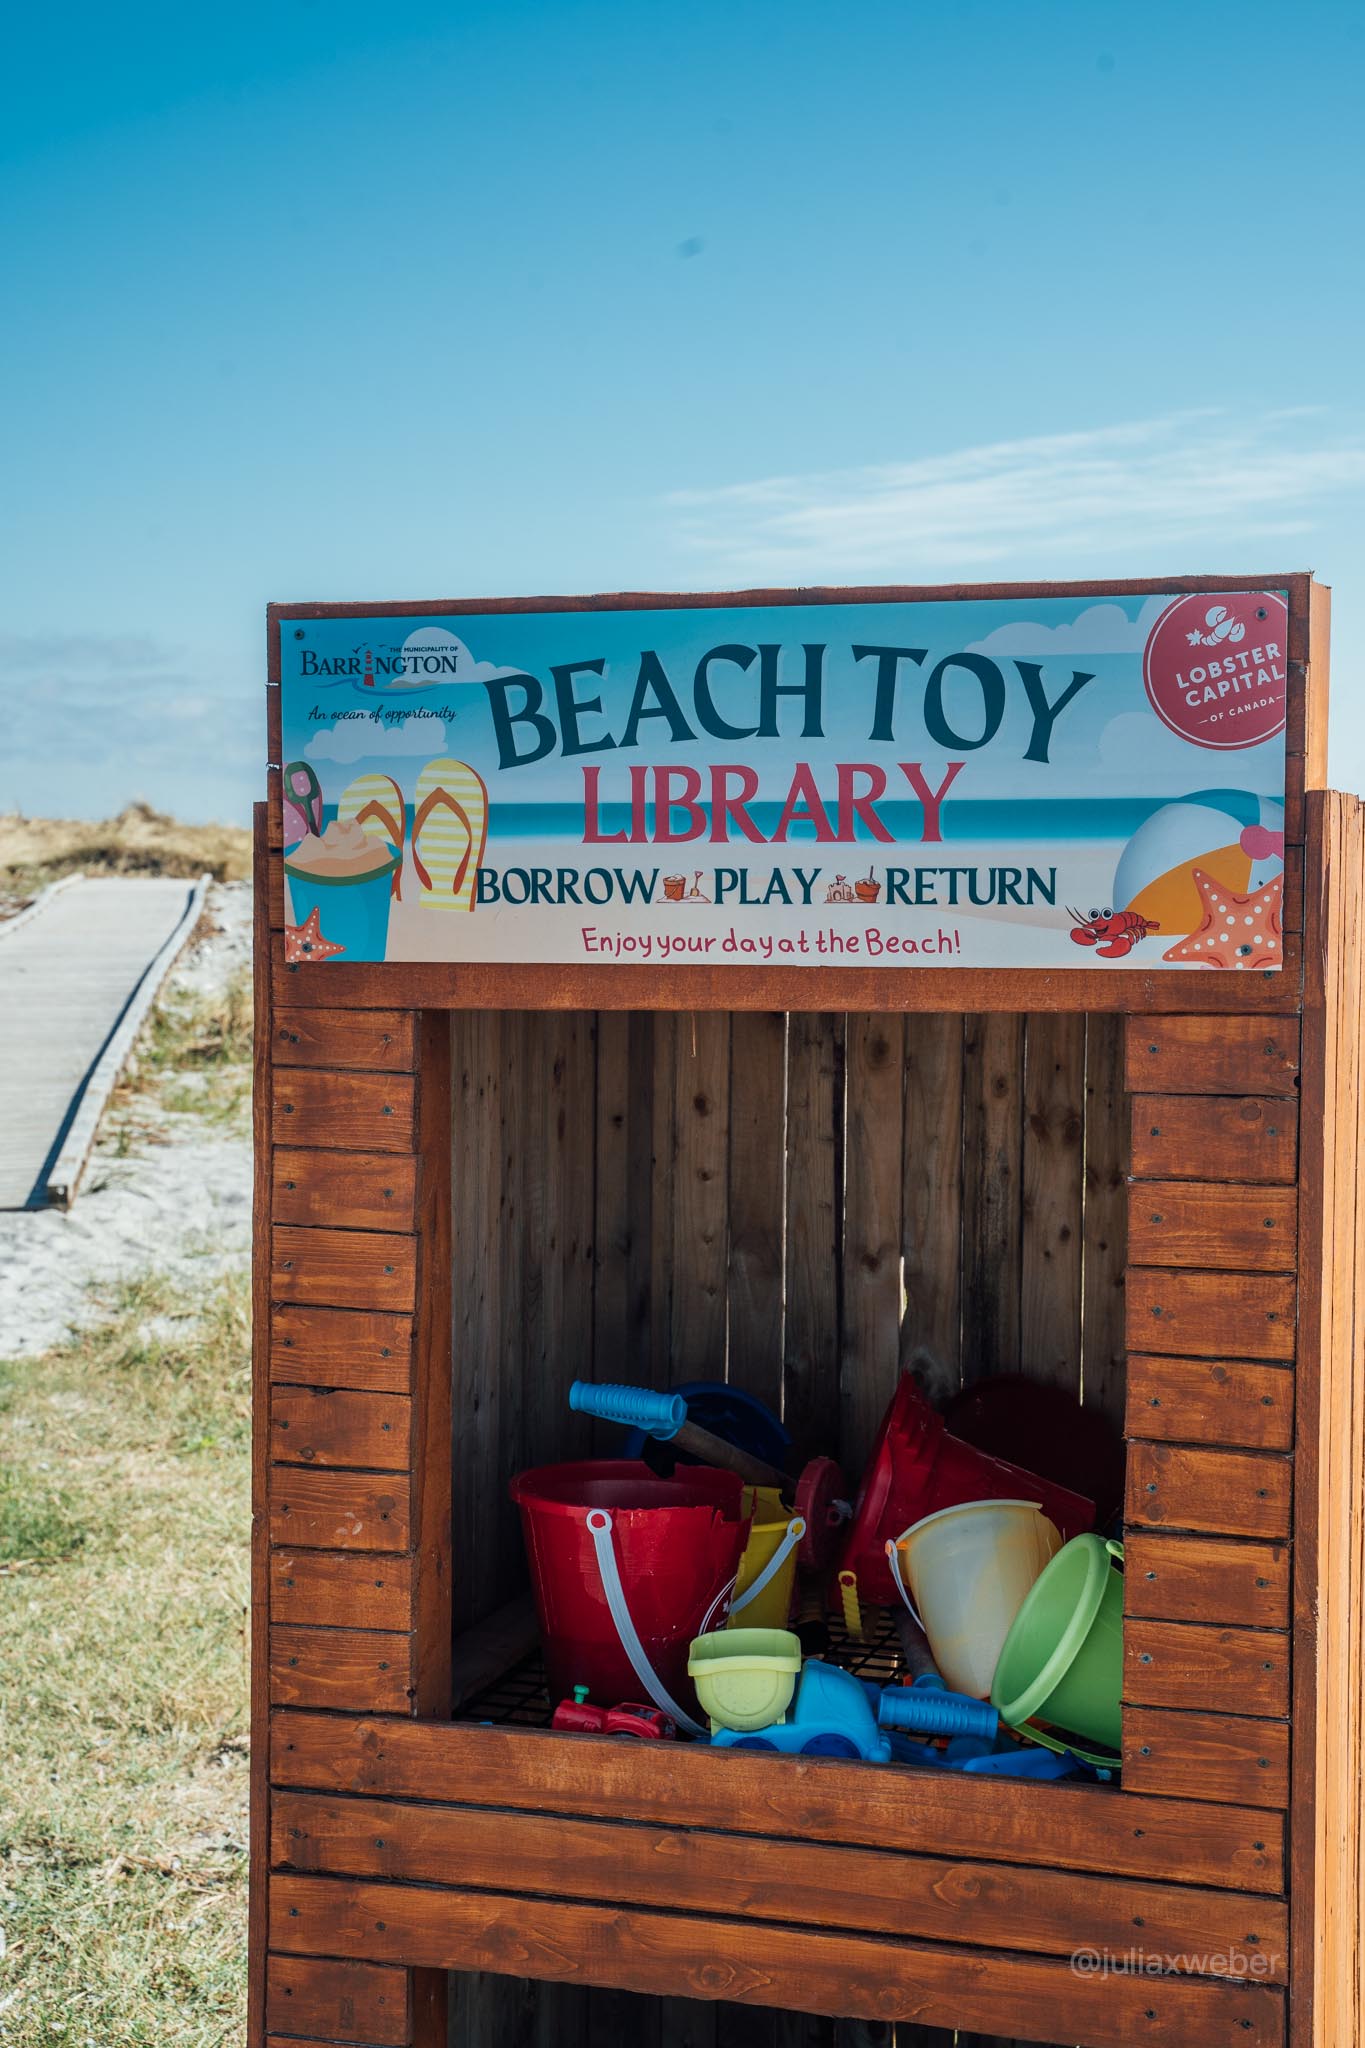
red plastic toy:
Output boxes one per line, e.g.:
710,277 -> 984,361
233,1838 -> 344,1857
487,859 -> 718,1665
838,1373 -> 1095,1607
551,1690 -> 677,1739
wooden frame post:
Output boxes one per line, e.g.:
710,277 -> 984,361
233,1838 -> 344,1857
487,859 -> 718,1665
251,801 -> 451,2048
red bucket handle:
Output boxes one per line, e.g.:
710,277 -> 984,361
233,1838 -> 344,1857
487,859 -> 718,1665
585,1508 -> 711,1737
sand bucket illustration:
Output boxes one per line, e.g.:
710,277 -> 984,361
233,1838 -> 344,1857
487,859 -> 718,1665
283,832 -> 402,961
337,773 -> 407,898
663,875 -> 686,902
854,866 -> 881,904
411,758 -> 488,912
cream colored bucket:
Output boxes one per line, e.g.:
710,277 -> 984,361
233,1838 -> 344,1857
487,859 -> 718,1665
891,1498 -> 1061,1699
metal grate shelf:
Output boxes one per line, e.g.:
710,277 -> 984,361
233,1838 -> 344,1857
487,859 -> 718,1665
456,1604 -> 906,1731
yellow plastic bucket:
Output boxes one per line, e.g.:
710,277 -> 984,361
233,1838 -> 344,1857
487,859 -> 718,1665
892,1498 -> 1061,1699
730,1486 -> 801,1630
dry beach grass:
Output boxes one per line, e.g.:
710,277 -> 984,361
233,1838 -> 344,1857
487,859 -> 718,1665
0,804 -> 250,916
0,908 -> 252,2044
0,1273 -> 250,2045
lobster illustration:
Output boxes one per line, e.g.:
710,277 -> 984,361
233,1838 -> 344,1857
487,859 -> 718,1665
1185,604 -> 1247,650
1068,905 -> 1161,960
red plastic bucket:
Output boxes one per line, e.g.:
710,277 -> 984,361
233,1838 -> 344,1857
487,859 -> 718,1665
839,1377 -> 1095,1607
510,1460 -> 750,1708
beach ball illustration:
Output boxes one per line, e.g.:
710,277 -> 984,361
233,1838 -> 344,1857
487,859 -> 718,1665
1112,790 -> 1285,935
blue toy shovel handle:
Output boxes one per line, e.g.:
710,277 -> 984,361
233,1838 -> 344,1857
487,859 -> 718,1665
569,1381 -> 688,1441
878,1685 -> 1000,1742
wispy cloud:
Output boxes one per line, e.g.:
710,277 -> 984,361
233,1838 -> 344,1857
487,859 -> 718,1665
663,410 -> 1365,575
0,631 -> 254,823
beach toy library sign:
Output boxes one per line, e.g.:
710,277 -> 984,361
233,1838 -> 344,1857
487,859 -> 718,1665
276,584 -> 1289,974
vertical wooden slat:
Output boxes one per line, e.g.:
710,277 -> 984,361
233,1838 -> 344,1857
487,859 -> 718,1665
961,1014 -> 1024,1379
1352,803 -> 1365,2048
1305,575 -> 1331,790
410,1015 -> 454,2048
455,1012 -> 600,2048
901,1015 -> 964,1384
593,1011 -> 655,1394
772,2017 -> 835,2048
782,1015 -> 843,1459
955,1053 -> 1049,2048
451,1011 -> 504,1635
249,808 -> 273,2048
840,1014 -> 906,1479
411,1011 -> 453,1720
726,1012 -> 787,1413
673,1987 -> 721,2048
591,1985 -> 662,2048
649,1014 -> 680,1385
493,1015 -> 529,1615
1292,790 -> 1365,2048
562,1011 -> 599,1434
1080,1012 -> 1128,1432
525,1012 -> 596,1468
831,2021 -> 894,2048
1020,1013 -> 1085,1388
669,1013 -> 732,1382
541,1985 -> 592,2048
451,1969 -> 569,2048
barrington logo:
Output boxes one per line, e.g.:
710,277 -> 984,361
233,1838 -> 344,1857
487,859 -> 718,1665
297,625 -> 481,696
300,642 -> 463,680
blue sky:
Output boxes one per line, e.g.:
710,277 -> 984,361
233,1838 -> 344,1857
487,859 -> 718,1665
3,0 -> 1364,822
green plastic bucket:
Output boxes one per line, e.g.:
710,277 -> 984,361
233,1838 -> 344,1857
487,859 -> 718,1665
991,1535 -> 1124,1754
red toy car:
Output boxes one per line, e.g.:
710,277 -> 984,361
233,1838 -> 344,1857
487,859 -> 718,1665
552,1691 -> 676,1739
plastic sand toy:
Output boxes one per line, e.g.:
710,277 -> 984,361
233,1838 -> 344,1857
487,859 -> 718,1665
687,1627 -> 803,1733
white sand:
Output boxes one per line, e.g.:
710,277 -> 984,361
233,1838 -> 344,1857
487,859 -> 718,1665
0,883 -> 253,1357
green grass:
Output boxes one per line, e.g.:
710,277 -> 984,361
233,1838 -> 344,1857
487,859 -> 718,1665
0,1468 -> 87,1567
0,1269 -> 251,2045
111,971 -> 253,1134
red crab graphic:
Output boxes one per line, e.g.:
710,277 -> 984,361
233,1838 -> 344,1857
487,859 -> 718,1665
1068,904 -> 1162,960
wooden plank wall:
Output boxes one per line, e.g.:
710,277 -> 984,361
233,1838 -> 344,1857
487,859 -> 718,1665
450,1008 -> 1128,1602
1120,1011 -> 1300,1822
252,806 -> 455,2048
256,988 -> 1313,2048
446,1007 -> 1129,2048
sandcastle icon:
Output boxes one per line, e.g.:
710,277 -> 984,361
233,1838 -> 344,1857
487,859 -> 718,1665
663,871 -> 710,904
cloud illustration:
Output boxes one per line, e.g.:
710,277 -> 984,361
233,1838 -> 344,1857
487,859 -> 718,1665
398,626 -> 522,682
305,715 -> 447,764
968,596 -> 1169,657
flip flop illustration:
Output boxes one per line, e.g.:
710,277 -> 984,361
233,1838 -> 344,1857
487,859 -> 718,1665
411,757 -> 488,912
337,771 -> 407,898
281,761 -> 323,849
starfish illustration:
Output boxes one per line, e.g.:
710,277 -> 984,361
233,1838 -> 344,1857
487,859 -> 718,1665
1163,867 -> 1284,970
284,906 -> 346,965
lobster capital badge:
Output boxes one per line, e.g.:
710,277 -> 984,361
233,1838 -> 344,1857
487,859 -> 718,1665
1142,591 -> 1288,751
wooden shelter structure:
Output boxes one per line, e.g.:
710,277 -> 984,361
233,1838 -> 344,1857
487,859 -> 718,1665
250,576 -> 1363,2048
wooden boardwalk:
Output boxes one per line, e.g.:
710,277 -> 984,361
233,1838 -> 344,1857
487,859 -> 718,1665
0,875 -> 207,1209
